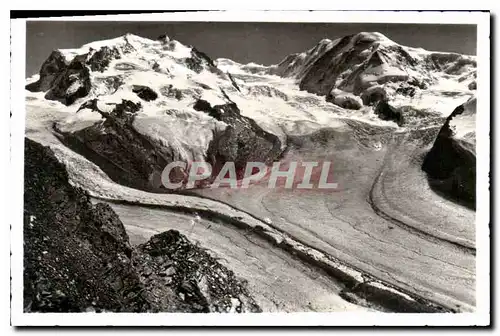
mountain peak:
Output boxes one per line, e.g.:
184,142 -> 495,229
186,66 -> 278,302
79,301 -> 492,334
352,32 -> 395,44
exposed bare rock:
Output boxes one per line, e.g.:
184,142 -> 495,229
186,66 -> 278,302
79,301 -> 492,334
25,51 -> 68,92
88,46 -> 121,72
42,54 -> 92,106
193,99 -> 283,179
26,46 -> 122,105
422,98 -> 476,208
132,85 -> 158,101
395,85 -> 417,97
374,100 -> 405,126
137,230 -> 261,313
24,137 -> 153,312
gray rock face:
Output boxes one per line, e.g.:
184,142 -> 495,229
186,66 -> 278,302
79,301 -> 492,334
138,230 -> 261,313
422,101 -> 476,209
185,47 -> 222,75
24,137 -> 154,312
298,34 -> 355,96
43,55 -> 92,105
26,46 -> 122,105
88,46 -> 121,72
23,138 -> 261,312
193,99 -> 283,179
25,51 -> 68,92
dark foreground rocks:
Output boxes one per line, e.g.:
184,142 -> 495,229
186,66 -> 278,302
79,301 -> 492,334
23,138 -> 261,312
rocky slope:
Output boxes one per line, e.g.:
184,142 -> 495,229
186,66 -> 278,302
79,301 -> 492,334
23,137 -> 260,312
422,97 -> 476,208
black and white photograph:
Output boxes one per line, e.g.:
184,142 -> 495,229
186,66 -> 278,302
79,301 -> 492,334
9,10 -> 491,327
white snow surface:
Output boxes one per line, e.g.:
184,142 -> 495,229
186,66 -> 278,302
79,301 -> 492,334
450,96 -> 477,146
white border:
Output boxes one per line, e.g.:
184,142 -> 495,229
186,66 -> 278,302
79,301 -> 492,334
9,11 -> 490,327
25,10 -> 487,24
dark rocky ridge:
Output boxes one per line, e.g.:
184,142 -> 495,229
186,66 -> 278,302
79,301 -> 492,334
23,138 -> 260,312
193,99 -> 283,180
88,46 -> 121,72
42,54 -> 92,106
298,34 -> 356,96
54,99 -> 172,192
25,51 -> 69,92
422,102 -> 476,209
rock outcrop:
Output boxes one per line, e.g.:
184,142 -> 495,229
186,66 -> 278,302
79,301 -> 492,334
25,51 -> 69,92
326,89 -> 363,110
422,98 -> 476,208
26,46 -> 122,105
193,99 -> 283,179
374,100 -> 405,126
360,85 -> 388,106
132,85 -> 158,101
23,138 -> 261,312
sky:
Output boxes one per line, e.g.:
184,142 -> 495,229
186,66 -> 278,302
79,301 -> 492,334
26,21 -> 477,77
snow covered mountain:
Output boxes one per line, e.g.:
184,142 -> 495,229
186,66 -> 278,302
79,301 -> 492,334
26,34 -> 284,191
25,32 -> 476,197
243,32 -> 476,112
24,31 -> 479,313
